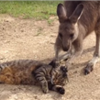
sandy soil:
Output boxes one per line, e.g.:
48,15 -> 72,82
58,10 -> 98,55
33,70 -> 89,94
0,15 -> 100,100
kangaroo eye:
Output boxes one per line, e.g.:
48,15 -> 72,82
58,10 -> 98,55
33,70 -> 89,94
69,34 -> 74,39
59,33 -> 63,38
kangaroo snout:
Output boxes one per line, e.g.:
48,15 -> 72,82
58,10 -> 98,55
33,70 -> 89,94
62,41 -> 70,51
62,46 -> 69,51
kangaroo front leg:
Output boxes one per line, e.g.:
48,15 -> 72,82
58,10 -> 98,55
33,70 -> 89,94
57,52 -> 71,62
84,33 -> 100,75
55,36 -> 83,64
65,38 -> 83,66
54,42 -> 72,62
55,46 -> 73,63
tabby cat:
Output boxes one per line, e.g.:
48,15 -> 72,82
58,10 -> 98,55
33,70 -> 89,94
0,59 -> 68,94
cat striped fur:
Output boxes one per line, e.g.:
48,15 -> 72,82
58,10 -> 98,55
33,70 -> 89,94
0,59 -> 68,94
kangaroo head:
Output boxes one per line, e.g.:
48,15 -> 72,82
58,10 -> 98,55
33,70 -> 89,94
56,3 -> 84,51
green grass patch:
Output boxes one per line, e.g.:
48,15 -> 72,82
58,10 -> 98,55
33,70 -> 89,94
0,1 -> 62,20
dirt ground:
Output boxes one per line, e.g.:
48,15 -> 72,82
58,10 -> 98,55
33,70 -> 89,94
0,15 -> 100,100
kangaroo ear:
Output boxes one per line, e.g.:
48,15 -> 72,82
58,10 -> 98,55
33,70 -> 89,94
57,3 -> 67,23
69,4 -> 84,23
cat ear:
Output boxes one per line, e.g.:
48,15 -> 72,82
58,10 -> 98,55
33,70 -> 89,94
49,60 -> 56,68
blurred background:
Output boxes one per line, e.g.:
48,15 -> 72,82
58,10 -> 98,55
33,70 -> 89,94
0,1 -> 62,20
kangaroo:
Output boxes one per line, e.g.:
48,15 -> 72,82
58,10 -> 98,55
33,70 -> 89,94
55,1 -> 100,75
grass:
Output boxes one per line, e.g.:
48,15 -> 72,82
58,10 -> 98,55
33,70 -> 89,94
47,19 -> 55,25
0,1 -> 62,20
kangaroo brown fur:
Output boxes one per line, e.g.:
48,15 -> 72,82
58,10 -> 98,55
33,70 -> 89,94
55,1 -> 100,75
